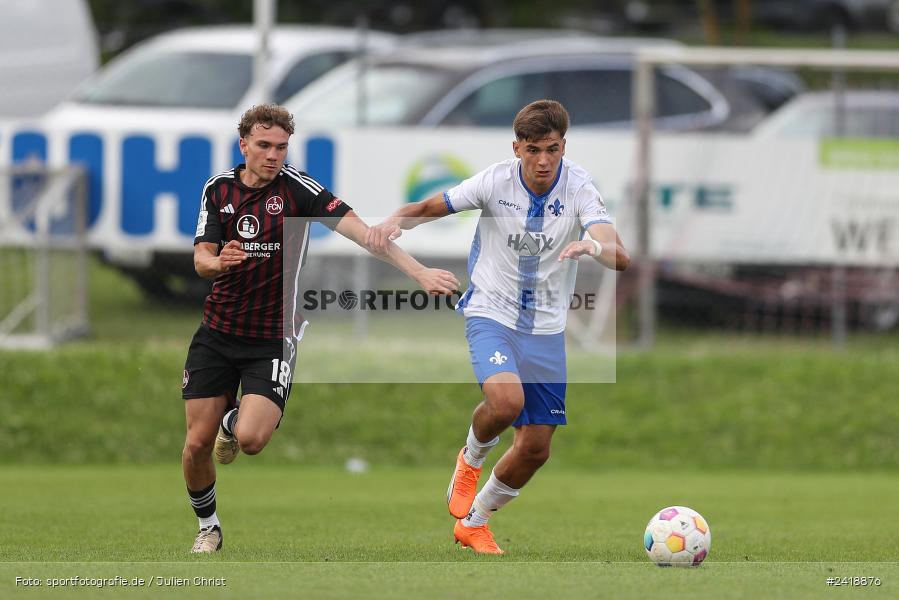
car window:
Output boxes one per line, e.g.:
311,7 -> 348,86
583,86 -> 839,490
291,65 -> 455,126
776,106 -> 899,138
552,70 -> 632,125
774,107 -> 830,136
440,72 -> 551,126
76,51 -> 252,109
847,109 -> 899,137
656,73 -> 713,117
273,51 -> 353,104
440,68 -> 714,128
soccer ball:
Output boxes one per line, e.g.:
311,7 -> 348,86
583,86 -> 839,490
644,506 -> 711,567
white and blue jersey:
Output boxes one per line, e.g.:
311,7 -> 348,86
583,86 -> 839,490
444,157 -> 611,335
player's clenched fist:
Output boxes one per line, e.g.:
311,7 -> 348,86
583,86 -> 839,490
218,240 -> 248,272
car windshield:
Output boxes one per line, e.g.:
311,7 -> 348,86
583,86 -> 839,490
773,104 -> 899,138
75,51 -> 252,109
290,64 -> 456,126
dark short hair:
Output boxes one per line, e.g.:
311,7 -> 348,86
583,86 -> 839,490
513,99 -> 570,141
238,104 -> 295,138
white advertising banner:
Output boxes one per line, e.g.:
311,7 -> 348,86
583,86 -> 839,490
1,124 -> 897,265
321,130 -> 899,266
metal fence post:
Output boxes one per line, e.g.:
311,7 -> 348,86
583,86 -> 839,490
634,55 -> 656,349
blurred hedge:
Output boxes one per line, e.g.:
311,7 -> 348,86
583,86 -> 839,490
3,341 -> 898,469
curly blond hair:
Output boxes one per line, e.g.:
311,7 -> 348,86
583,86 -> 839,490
238,104 -> 295,138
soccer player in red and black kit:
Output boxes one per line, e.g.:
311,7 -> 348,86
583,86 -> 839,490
181,105 -> 459,553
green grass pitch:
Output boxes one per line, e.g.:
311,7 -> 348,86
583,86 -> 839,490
4,260 -> 899,598
2,465 -> 898,598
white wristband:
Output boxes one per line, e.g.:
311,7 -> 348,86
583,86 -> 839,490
590,239 -> 603,257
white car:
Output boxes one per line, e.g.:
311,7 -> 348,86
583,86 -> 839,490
45,25 -> 396,128
285,36 -> 737,131
0,0 -> 98,118
283,33 -> 796,133
752,90 -> 899,138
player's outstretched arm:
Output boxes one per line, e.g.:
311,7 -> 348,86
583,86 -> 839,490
194,240 -> 247,279
336,211 -> 460,295
365,193 -> 451,254
557,223 -> 630,271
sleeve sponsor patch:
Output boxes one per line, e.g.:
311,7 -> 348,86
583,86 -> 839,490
326,198 -> 343,213
195,210 -> 208,237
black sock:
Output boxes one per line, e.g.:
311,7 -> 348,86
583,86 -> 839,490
188,481 -> 216,519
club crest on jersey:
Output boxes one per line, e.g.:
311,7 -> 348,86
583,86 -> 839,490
237,215 -> 260,239
548,198 -> 565,217
265,196 -> 284,215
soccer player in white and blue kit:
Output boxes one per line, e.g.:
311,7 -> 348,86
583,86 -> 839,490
368,100 -> 629,554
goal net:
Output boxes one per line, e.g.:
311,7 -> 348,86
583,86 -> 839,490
628,46 -> 899,344
0,165 -> 90,349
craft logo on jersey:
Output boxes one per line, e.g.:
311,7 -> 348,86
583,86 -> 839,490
507,232 -> 555,256
265,196 -> 284,215
548,198 -> 565,217
237,215 -> 260,239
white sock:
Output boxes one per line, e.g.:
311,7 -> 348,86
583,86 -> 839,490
462,471 -> 519,527
221,408 -> 238,436
199,512 -> 220,529
463,426 -> 499,468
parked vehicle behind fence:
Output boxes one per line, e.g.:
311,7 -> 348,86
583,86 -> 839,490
0,0 -> 99,118
47,25 -> 396,123
752,90 -> 899,138
285,34 -> 798,133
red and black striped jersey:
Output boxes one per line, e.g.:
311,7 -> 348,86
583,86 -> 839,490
194,163 -> 351,339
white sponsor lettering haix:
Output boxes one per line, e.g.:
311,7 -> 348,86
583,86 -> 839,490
489,351 -> 508,365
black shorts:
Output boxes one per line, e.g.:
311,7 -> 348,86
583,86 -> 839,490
181,324 -> 296,411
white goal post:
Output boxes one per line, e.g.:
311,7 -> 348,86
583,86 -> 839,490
0,165 -> 90,349
631,46 -> 899,347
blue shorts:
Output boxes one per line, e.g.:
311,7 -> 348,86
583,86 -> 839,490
465,316 -> 567,426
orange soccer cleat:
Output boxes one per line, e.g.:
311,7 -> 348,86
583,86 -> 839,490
446,447 -> 482,518
453,520 -> 504,555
